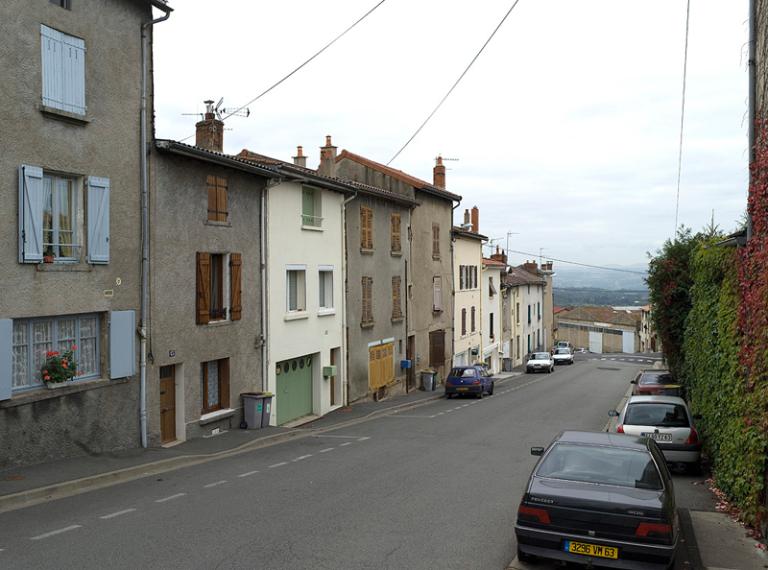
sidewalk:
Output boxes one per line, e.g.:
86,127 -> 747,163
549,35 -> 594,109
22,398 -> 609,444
0,370 -> 520,514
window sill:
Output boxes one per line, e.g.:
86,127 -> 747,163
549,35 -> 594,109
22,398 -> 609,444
391,316 -> 404,323
284,311 -> 309,321
360,321 -> 374,329
1,377 -> 129,409
432,308 -> 443,314
360,248 -> 374,255
301,225 -> 324,232
204,220 -> 231,228
206,319 -> 232,327
199,408 -> 236,425
318,308 -> 336,317
432,256 -> 441,261
35,261 -> 92,272
39,105 -> 90,125
390,250 -> 402,257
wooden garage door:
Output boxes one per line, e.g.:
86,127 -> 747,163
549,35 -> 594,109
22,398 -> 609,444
276,356 -> 313,425
369,343 -> 394,391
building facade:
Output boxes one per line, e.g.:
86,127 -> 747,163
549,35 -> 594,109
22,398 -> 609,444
452,220 -> 485,367
505,265 -> 546,366
555,306 -> 641,354
481,257 -> 505,373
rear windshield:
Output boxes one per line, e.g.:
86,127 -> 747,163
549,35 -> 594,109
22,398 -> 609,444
639,373 -> 676,385
450,368 -> 476,378
532,353 -> 550,360
554,348 -> 570,355
625,403 -> 689,427
536,443 -> 662,490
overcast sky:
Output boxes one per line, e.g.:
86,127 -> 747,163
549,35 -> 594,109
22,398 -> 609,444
153,0 -> 750,269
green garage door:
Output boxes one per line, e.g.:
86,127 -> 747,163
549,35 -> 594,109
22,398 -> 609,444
276,356 -> 313,425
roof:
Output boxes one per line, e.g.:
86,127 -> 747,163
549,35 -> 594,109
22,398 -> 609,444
556,430 -> 649,450
155,140 -> 278,178
717,227 -> 747,248
504,266 -> 546,287
452,226 -> 488,241
627,395 -> 687,406
336,149 -> 462,202
556,305 -> 641,327
483,257 -> 506,268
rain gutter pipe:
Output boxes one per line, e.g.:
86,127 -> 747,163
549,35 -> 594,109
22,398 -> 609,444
748,0 -> 756,240
341,191 -> 357,405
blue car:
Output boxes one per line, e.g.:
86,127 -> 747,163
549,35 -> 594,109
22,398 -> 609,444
445,365 -> 494,399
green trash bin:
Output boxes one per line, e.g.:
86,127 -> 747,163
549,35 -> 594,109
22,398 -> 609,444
241,393 -> 265,429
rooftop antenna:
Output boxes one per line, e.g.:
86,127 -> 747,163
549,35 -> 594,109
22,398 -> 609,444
181,98 -> 251,121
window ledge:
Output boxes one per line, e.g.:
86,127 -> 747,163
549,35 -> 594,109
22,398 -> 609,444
391,316 -> 404,323
390,250 -> 403,257
204,220 -> 231,228
318,308 -> 336,317
432,255 -> 441,261
35,262 -> 92,272
301,225 -> 324,232
360,321 -> 374,329
206,319 -> 232,327
39,105 -> 90,125
1,377 -> 129,409
360,248 -> 375,255
284,311 -> 309,321
199,408 -> 236,425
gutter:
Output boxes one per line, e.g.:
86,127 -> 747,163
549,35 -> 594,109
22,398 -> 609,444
155,140 -> 276,178
139,1 -> 172,449
341,191 -> 357,404
450,199 -> 461,367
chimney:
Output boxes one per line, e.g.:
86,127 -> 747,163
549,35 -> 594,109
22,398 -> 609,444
433,155 -> 446,189
471,206 -> 479,234
318,135 -> 337,177
293,145 -> 307,168
195,100 -> 224,153
463,208 -> 471,227
491,244 -> 507,266
522,260 -> 539,274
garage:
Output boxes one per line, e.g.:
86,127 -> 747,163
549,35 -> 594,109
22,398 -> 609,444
369,342 -> 394,392
589,331 -> 603,354
276,355 -> 313,425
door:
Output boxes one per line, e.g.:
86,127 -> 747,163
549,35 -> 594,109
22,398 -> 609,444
406,335 -> 415,391
369,343 -> 394,392
589,331 -> 603,354
330,348 -> 337,406
159,365 -> 176,444
622,331 -> 635,354
429,330 -> 445,374
276,356 -> 313,425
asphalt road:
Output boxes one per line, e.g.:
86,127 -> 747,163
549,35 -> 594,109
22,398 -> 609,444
0,359 -> 638,569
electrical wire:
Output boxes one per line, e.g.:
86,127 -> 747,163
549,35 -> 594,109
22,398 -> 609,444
673,0 -> 691,236
179,0 -> 389,142
387,0 -> 522,165
505,249 -> 647,275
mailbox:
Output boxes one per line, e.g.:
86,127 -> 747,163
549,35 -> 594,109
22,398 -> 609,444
400,359 -> 412,369
322,365 -> 337,377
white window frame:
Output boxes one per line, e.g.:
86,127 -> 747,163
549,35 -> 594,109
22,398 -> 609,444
286,265 -> 307,313
42,172 -> 80,261
301,186 -> 323,229
318,266 -> 334,311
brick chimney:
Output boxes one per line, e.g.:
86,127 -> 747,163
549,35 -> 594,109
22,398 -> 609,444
195,100 -> 224,153
522,260 -> 539,274
463,208 -> 471,227
433,155 -> 446,189
471,206 -> 479,234
293,145 -> 307,168
318,135 -> 337,177
491,245 -> 507,266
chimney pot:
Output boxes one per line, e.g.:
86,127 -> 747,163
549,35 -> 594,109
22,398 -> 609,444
471,206 -> 479,234
463,208 -> 470,225
318,135 -> 338,178
433,155 -> 446,189
293,145 -> 307,167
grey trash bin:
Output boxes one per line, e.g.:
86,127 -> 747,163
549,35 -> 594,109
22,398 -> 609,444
241,393 -> 265,429
260,393 -> 273,427
421,371 -> 436,391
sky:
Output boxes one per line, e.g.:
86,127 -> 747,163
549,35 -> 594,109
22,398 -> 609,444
153,0 -> 750,269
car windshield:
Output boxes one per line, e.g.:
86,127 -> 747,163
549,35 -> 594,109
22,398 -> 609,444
625,403 -> 689,427
536,443 -> 662,490
639,373 -> 676,385
532,353 -> 550,360
554,348 -> 570,355
450,368 -> 475,378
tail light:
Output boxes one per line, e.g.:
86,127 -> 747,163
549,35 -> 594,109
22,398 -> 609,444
472,379 -> 481,385
616,424 -> 624,433
635,522 -> 672,540
686,427 -> 699,445
517,504 -> 551,525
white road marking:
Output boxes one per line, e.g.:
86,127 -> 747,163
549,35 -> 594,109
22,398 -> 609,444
601,358 -> 607,360
313,434 -> 364,439
99,508 -> 136,520
269,462 -> 288,469
204,480 -> 228,488
357,437 -> 371,441
292,455 -> 312,462
155,493 -> 186,503
445,409 -> 454,413
238,470 -> 260,478
461,404 -> 469,408
339,442 -> 352,447
31,525 -> 82,540
453,407 -> 462,410
319,448 -> 334,453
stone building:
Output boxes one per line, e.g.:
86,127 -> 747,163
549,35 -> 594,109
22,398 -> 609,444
555,306 -> 641,354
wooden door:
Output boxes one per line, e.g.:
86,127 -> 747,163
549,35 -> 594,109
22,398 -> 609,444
159,365 -> 176,444
368,343 -> 394,391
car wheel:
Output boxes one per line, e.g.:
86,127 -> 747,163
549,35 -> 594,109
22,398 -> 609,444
445,392 -> 452,399
476,389 -> 484,399
488,382 -> 494,395
687,462 -> 701,476
517,547 -> 535,563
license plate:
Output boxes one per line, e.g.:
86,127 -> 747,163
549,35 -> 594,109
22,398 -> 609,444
457,387 -> 468,392
565,540 -> 619,559
641,432 -> 673,442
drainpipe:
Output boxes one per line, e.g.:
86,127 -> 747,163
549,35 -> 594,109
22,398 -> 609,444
341,191 -> 357,405
139,3 -> 172,448
450,200 -> 460,367
747,0 -> 756,241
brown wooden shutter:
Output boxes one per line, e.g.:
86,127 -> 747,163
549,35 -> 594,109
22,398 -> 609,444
207,176 -> 217,221
216,177 -> 228,222
391,214 -> 401,252
392,276 -> 402,319
461,308 -> 467,335
361,207 -> 373,250
229,253 -> 242,321
219,358 -> 230,409
362,276 -> 373,324
196,252 -> 211,324
432,224 -> 440,258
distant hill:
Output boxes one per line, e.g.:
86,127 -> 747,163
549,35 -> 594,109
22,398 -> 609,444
551,263 -> 648,291
554,287 -> 649,307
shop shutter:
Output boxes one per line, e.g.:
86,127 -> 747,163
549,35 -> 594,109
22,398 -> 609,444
87,176 -> 110,263
229,253 -> 242,321
18,165 -> 44,263
110,311 -> 136,379
196,252 -> 211,324
0,319 -> 12,400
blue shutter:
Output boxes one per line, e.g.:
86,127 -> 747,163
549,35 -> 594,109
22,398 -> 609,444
62,33 -> 86,115
0,320 -> 12,401
41,25 -> 63,110
110,311 -> 135,379
87,176 -> 110,264
18,165 -> 44,263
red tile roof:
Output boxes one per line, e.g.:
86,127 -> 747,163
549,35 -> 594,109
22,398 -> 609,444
482,257 -> 506,268
556,306 -> 641,327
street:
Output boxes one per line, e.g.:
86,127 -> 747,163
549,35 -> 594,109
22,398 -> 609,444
1,359 -> 668,569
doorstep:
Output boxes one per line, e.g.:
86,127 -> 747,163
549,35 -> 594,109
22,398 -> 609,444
281,414 -> 320,428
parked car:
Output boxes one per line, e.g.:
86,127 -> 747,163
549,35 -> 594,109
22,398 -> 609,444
555,340 -> 572,350
610,395 -> 701,473
631,370 -> 683,397
526,352 -> 555,373
515,431 -> 678,569
552,347 -> 574,365
445,366 -> 494,398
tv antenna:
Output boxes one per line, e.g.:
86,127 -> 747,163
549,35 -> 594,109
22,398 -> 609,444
181,98 -> 250,120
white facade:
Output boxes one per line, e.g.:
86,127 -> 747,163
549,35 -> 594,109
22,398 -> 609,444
452,231 -> 483,367
265,181 -> 346,425
508,279 -> 545,366
481,260 -> 504,373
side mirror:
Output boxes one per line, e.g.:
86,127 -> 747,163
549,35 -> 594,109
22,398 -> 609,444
608,410 -> 620,417
530,446 -> 544,456
630,379 -> 638,384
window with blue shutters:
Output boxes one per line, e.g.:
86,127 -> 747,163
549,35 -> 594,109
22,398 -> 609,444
87,177 -> 110,263
40,25 -> 86,116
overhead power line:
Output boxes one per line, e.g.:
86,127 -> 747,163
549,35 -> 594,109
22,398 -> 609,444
387,0 -> 522,165
673,0 -> 691,236
179,0 -> 389,142
505,249 -> 648,275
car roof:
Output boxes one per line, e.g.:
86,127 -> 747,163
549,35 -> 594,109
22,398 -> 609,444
638,369 -> 672,376
627,395 -> 687,406
555,430 -> 649,451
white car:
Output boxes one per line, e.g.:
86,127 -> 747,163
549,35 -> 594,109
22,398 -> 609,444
526,352 -> 554,374
552,347 -> 574,365
610,395 -> 702,472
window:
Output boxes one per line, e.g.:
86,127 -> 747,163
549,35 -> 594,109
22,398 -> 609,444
361,276 -> 373,325
12,314 -> 99,391
201,358 -> 229,414
391,276 -> 403,320
516,335 -> 521,359
528,305 -> 531,324
527,334 -> 531,353
432,224 -> 440,259
471,306 -> 476,333
489,313 -> 494,340
196,253 -> 242,324
50,0 -> 72,8
461,308 -> 467,336
207,176 -> 228,222
390,213 -> 401,253
470,266 -> 478,288
319,269 -> 334,309
287,268 -> 307,312
360,206 -> 373,250
41,25 -> 85,115
302,186 -> 322,228
516,302 -> 520,324
459,266 -> 466,290
537,302 -> 541,320
43,173 -> 77,260
432,276 -> 443,312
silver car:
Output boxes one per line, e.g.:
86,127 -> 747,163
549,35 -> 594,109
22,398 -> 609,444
526,352 -> 554,373
610,395 -> 701,472
552,347 -> 574,365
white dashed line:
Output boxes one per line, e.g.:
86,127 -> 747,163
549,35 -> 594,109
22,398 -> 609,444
238,470 -> 260,478
339,442 -> 352,447
357,437 -> 371,441
99,508 -> 136,520
269,462 -> 288,469
461,404 -> 469,408
155,493 -> 186,503
319,448 -> 334,453
204,480 -> 228,488
445,409 -> 454,413
31,525 -> 82,540
293,454 -> 312,462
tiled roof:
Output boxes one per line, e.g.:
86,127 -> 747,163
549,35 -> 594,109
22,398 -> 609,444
336,150 -> 462,202
452,226 -> 487,241
482,257 -> 506,268
503,266 -> 545,287
155,140 -> 278,177
556,305 -> 641,327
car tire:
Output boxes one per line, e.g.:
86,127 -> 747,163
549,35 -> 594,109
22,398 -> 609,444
686,462 -> 701,476
476,389 -> 484,399
489,382 -> 494,395
445,393 -> 452,399
517,547 -> 535,563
